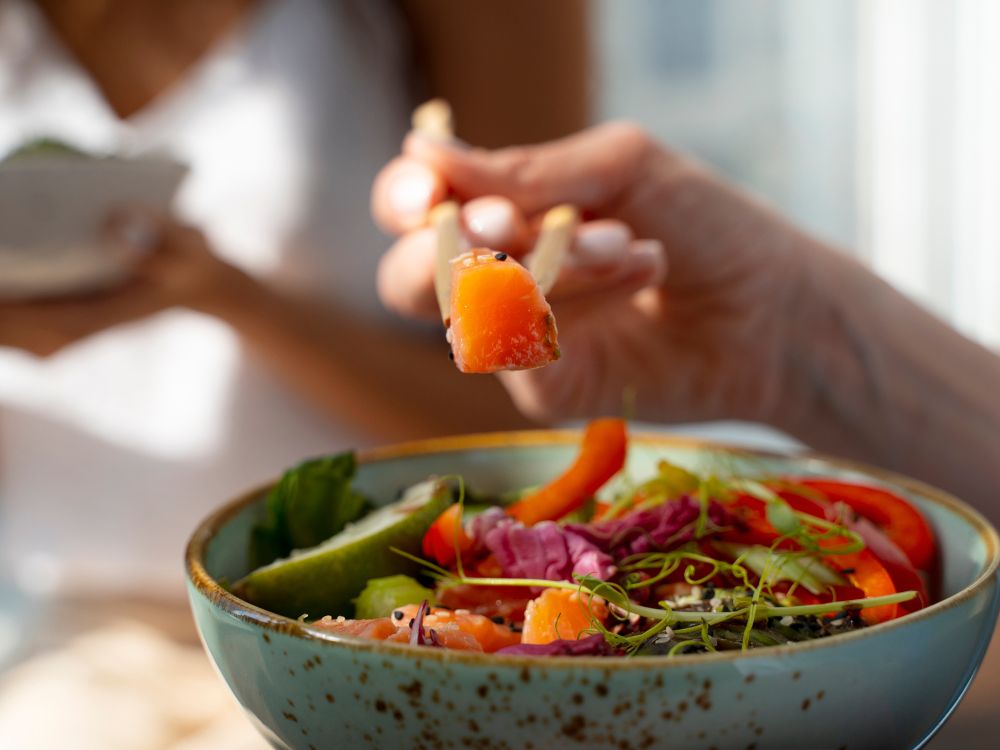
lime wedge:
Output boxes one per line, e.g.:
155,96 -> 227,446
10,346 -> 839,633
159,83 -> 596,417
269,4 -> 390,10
234,478 -> 451,618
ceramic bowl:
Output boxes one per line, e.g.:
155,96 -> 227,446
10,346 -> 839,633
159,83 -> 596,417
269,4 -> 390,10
186,431 -> 1000,750
0,155 -> 187,299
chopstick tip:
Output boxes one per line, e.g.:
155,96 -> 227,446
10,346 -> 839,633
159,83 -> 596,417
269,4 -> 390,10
412,99 -> 454,140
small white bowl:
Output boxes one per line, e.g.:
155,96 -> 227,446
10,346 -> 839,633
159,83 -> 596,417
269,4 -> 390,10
0,155 -> 187,300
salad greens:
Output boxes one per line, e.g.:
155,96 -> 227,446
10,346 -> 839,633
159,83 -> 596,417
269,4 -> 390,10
3,138 -> 91,163
234,422 -> 934,657
249,453 -> 371,569
236,476 -> 449,618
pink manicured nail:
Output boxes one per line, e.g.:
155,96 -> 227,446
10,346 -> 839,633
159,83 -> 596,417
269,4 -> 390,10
463,196 -> 524,249
629,239 -> 668,283
388,162 -> 441,224
572,221 -> 632,267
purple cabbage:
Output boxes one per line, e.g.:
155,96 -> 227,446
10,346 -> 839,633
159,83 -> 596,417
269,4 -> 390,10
495,634 -> 617,657
408,600 -> 442,647
473,509 -> 616,582
468,507 -> 510,547
468,497 -> 736,586
567,496 -> 737,560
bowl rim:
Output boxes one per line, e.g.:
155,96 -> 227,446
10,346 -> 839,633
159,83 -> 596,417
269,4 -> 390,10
186,428 -> 1000,669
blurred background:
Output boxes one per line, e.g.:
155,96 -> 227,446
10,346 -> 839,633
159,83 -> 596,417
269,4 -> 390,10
0,0 -> 997,748
597,0 -> 1000,350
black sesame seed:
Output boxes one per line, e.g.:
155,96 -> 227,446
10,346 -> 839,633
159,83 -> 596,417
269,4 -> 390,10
393,610 -> 404,621
490,615 -> 505,625
494,252 -> 508,261
840,567 -> 855,574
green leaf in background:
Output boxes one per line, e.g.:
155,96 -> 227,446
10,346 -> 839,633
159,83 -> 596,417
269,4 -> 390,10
249,452 -> 371,569
4,137 -> 91,162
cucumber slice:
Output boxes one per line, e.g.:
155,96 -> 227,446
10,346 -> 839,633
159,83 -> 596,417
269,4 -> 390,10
353,575 -> 435,619
234,479 -> 451,618
715,542 -> 846,595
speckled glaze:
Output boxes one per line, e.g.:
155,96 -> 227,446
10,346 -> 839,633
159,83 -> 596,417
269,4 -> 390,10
186,431 -> 1000,750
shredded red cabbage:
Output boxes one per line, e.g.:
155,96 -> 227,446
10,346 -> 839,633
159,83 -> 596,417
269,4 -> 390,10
495,634 -> 618,657
567,496 -> 737,559
476,512 -> 616,582
468,507 -> 510,548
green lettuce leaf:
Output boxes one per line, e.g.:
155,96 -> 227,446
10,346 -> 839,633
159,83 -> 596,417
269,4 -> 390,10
249,452 -> 371,569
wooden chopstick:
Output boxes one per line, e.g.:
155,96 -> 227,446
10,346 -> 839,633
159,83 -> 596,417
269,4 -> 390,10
528,204 -> 579,295
429,201 -> 461,324
411,98 -> 454,141
409,99 -> 578,321
411,100 -> 462,323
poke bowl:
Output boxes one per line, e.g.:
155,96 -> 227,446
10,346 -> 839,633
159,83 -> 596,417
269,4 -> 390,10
185,428 -> 1000,750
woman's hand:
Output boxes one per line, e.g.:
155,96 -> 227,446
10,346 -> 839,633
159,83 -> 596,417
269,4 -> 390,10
0,214 -> 241,357
372,123 -> 824,428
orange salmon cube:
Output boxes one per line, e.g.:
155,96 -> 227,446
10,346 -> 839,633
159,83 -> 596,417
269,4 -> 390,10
520,588 -> 608,646
447,250 -> 559,373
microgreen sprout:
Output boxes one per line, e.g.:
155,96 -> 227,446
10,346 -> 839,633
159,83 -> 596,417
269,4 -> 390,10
390,458 -> 921,658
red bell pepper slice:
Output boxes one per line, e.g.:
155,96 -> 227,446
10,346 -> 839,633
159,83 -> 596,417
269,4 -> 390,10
819,547 -> 899,623
507,418 -> 627,526
776,481 -> 933,610
721,495 -> 900,624
787,479 -> 936,572
421,504 -> 474,567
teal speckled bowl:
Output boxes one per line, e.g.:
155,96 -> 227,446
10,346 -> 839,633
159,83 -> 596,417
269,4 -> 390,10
186,431 -> 1000,750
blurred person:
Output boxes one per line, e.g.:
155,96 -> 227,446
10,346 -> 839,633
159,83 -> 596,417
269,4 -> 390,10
0,0 -> 586,596
0,1 -> 585,747
372,123 -> 1000,522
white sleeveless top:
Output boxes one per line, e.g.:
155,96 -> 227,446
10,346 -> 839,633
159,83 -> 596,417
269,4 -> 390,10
0,0 -> 415,596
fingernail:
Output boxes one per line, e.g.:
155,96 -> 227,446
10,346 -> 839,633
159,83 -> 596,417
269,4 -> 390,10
572,222 -> 631,268
629,239 -> 668,283
463,196 -> 523,249
388,162 -> 438,222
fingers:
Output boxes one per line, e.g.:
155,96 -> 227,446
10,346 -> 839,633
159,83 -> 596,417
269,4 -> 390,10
462,196 -> 530,254
101,208 -> 205,269
102,208 -> 160,257
372,157 -> 531,255
377,227 -> 458,321
376,217 -> 666,322
377,198 -> 530,319
402,121 -> 653,215
566,219 -> 634,269
549,237 -> 667,307
371,156 -> 448,234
